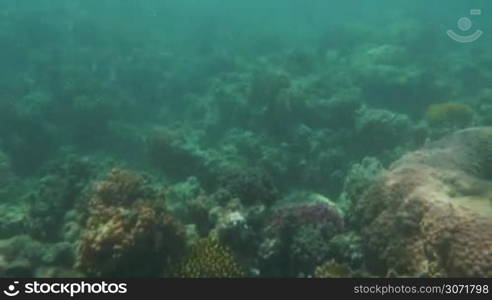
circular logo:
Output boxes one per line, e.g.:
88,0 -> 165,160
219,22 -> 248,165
457,17 -> 472,31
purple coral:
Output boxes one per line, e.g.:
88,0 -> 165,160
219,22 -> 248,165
268,201 -> 344,236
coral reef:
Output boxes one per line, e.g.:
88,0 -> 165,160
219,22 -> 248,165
14,91 -> 53,120
259,193 -> 344,277
165,177 -> 214,236
351,44 -> 443,115
171,236 -> 244,278
210,197 -> 267,270
267,194 -> 344,236
355,107 -> 421,160
354,127 -> 492,277
2,2 -> 492,279
339,157 -> 385,213
146,127 -> 213,185
0,235 -> 77,277
425,102 -> 475,128
0,150 -> 12,185
326,232 -> 365,271
0,150 -> 21,210
0,203 -> 28,239
77,168 -> 186,277
25,155 -> 95,241
218,167 -> 279,206
249,71 -> 290,107
314,260 -> 353,278
476,89 -> 492,126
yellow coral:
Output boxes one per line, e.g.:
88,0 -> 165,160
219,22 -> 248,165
425,102 -> 474,127
314,260 -> 352,278
172,237 -> 244,278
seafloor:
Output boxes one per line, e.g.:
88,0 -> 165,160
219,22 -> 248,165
0,3 -> 491,278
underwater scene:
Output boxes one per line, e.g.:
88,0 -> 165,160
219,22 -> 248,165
0,0 -> 491,278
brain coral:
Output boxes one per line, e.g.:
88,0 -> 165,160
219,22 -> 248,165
354,127 -> 492,277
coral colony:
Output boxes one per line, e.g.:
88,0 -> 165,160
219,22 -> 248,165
0,1 -> 490,278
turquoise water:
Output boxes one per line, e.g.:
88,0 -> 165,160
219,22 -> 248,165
0,1 -> 491,278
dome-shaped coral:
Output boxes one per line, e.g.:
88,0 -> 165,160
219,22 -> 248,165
354,127 -> 492,277
425,102 -> 474,128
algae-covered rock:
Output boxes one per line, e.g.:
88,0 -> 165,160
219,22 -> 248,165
0,235 -> 75,277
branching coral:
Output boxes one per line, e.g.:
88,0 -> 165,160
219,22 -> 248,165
91,168 -> 148,205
